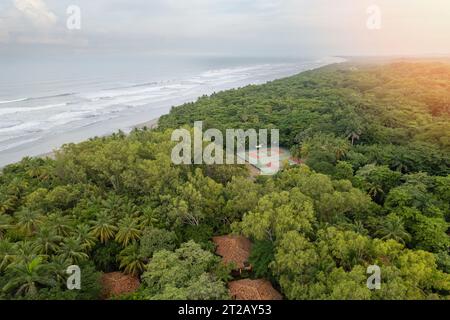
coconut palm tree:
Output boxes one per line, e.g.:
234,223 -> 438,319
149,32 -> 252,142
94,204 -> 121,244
0,213 -> 12,239
34,226 -> 62,255
121,200 -> 140,218
57,237 -> 89,264
14,208 -> 44,236
140,207 -> 158,228
12,241 -> 42,266
6,177 -> 29,198
49,255 -> 72,285
118,243 -> 145,276
376,214 -> 411,244
45,213 -> 74,237
333,139 -> 350,161
347,131 -> 361,146
115,215 -> 142,247
2,257 -> 55,297
0,240 -> 15,271
74,224 -> 97,250
367,182 -> 384,200
89,211 -> 117,243
0,197 -> 16,215
343,220 -> 369,236
26,161 -> 54,182
101,194 -> 124,218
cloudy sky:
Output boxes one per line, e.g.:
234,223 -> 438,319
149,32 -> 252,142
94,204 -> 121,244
0,0 -> 449,56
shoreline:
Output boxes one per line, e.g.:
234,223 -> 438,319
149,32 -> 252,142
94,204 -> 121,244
33,117 -> 161,162
132,117 -> 160,130
0,57 -> 346,169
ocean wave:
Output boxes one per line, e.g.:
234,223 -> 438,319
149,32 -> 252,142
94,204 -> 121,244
0,137 -> 41,152
103,81 -> 161,91
0,121 -> 42,134
0,93 -> 77,106
0,103 -> 67,116
0,98 -> 28,104
32,92 -> 76,100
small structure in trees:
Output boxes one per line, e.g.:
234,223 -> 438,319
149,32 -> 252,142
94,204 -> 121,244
212,235 -> 252,273
237,147 -> 301,176
228,279 -> 283,300
100,272 -> 140,299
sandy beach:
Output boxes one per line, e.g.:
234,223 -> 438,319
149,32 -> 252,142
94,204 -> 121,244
31,117 -> 161,163
132,117 -> 160,130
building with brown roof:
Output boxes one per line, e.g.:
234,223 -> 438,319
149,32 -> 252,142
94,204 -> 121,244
229,279 -> 283,300
212,235 -> 252,273
100,272 -> 140,299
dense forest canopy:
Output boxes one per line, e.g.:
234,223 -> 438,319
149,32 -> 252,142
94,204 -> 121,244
0,61 -> 449,300
160,61 -> 450,176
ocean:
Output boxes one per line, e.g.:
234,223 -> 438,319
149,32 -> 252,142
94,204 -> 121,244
0,54 -> 344,167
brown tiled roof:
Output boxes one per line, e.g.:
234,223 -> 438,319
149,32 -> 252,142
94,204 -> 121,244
229,279 -> 283,300
212,235 -> 252,270
100,272 -> 140,299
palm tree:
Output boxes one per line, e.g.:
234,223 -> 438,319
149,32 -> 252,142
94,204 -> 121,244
6,177 -> 29,197
376,214 -> 411,244
0,197 -> 16,215
57,237 -> 89,264
140,207 -> 158,228
333,140 -> 350,161
344,220 -> 369,236
115,215 -> 142,247
0,213 -> 12,239
118,243 -> 145,276
26,162 -> 54,181
34,227 -> 62,255
367,183 -> 384,200
2,257 -> 56,297
74,224 -> 97,250
0,240 -> 15,271
121,201 -> 140,218
12,241 -> 42,266
101,195 -> 124,218
45,213 -> 74,237
89,211 -> 117,243
49,255 -> 72,285
14,208 -> 44,236
347,131 -> 361,146
102,195 -> 140,219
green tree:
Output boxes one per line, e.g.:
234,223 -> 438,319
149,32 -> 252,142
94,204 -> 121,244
34,227 -> 62,255
334,161 -> 354,180
14,208 -> 44,236
118,243 -> 146,276
237,189 -> 315,242
90,211 -> 117,243
3,257 -> 56,297
0,240 -> 15,271
141,241 -> 227,300
74,224 -> 97,250
57,237 -> 89,264
139,227 -> 177,260
248,240 -> 275,279
375,214 -> 411,244
115,215 -> 142,247
0,213 -> 12,239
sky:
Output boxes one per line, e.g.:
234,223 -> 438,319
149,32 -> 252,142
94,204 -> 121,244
0,0 -> 449,57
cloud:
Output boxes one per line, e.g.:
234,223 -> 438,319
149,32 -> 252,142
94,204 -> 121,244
1,0 -> 449,55
14,0 -> 57,28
